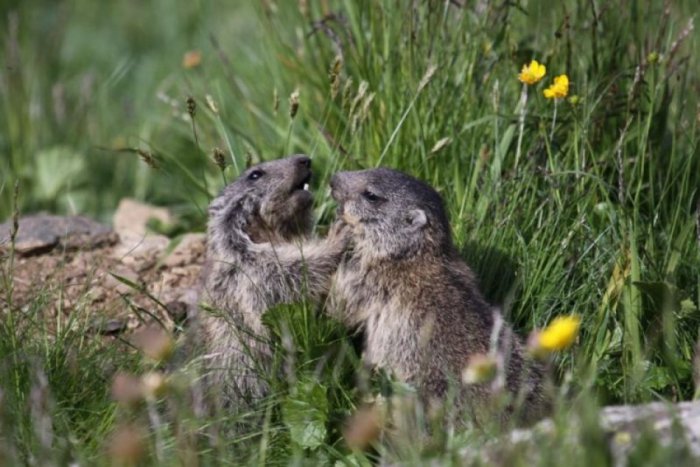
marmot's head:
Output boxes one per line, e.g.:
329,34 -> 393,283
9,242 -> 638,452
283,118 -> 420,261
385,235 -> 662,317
210,155 -> 314,244
330,168 -> 452,259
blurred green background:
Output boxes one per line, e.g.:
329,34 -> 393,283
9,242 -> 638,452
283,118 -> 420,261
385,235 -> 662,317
1,0 -> 271,222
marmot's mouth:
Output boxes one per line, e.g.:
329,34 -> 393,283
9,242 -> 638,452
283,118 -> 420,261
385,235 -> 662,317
291,172 -> 312,193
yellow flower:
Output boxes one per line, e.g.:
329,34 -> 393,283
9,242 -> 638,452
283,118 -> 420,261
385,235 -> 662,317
141,372 -> 168,400
543,74 -> 570,99
518,60 -> 546,85
462,353 -> 498,385
536,315 -> 581,352
182,50 -> 202,69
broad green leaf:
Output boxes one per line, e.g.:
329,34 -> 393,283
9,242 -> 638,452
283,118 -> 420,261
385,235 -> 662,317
282,379 -> 329,450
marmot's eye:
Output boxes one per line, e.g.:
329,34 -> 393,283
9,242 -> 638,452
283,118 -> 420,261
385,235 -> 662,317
362,190 -> 380,202
247,169 -> 264,181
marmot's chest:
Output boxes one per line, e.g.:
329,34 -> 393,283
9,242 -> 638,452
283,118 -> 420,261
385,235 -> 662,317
207,253 -> 283,317
334,262 -> 376,308
335,262 -> 422,382
363,306 -> 421,382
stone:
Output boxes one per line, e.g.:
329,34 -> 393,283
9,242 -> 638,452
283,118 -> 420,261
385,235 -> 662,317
0,214 -> 116,256
89,318 -> 128,336
112,198 -> 172,237
103,267 -> 141,295
479,400 -> 700,466
112,232 -> 169,271
161,233 -> 206,268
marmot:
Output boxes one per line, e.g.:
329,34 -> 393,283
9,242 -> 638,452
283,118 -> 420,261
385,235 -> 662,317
328,168 -> 548,425
198,155 -> 348,407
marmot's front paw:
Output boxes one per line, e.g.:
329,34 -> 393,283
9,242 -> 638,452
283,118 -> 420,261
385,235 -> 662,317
327,220 -> 352,251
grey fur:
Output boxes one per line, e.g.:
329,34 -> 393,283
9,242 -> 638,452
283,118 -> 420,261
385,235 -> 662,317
197,155 -> 348,407
328,168 -> 548,425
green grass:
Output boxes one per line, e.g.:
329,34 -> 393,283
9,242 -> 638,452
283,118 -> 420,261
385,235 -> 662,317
1,0 -> 699,464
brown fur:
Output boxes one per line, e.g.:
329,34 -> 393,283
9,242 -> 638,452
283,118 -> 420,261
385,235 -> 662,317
196,155 -> 348,408
328,168 -> 548,425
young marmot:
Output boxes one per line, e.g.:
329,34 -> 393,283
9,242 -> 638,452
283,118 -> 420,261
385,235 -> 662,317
198,155 -> 347,407
328,168 -> 548,425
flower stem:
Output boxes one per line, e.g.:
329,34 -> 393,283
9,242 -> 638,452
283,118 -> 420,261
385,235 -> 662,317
550,99 -> 559,143
514,84 -> 528,171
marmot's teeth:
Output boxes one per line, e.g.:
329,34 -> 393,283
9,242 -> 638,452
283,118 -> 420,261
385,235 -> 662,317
303,183 -> 309,191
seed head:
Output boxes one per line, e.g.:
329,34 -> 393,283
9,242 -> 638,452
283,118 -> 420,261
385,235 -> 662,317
136,149 -> 159,169
329,55 -> 343,99
430,137 -> 452,155
418,63 -> 438,92
360,92 -> 374,122
186,96 -> 196,118
205,94 -> 218,114
131,326 -> 175,363
111,372 -> 144,408
289,89 -> 300,119
343,405 -> 383,451
212,148 -> 227,170
108,424 -> 147,465
350,81 -> 368,116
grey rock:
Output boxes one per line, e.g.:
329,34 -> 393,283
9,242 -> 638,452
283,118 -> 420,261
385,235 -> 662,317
89,318 -> 127,336
112,198 -> 172,237
494,400 -> 700,466
0,214 -> 117,256
161,233 -> 206,268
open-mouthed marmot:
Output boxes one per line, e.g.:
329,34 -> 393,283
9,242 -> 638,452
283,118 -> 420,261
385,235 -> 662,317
328,167 -> 548,425
198,155 -> 348,407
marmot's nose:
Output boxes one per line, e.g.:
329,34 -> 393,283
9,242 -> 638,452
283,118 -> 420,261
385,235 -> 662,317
294,156 -> 311,168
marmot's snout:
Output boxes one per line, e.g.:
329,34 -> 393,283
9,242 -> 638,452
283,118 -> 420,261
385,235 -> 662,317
288,155 -> 312,193
329,171 -> 350,202
293,155 -> 311,168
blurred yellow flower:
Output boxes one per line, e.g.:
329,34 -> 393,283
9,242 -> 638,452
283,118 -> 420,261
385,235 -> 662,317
182,50 -> 202,69
544,74 -> 570,99
343,404 -> 384,451
462,353 -> 497,385
131,326 -> 175,363
141,372 -> 168,400
537,315 -> 581,352
518,60 -> 546,85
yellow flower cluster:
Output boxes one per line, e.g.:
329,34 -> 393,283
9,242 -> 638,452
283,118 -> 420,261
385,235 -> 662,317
518,60 -> 546,85
544,74 -> 570,99
517,59 -> 571,100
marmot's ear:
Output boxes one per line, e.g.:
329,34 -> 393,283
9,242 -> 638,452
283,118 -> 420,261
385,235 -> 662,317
405,209 -> 427,230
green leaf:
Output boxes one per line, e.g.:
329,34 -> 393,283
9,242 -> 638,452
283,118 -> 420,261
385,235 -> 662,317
33,146 -> 86,201
282,379 -> 329,450
679,299 -> 698,318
